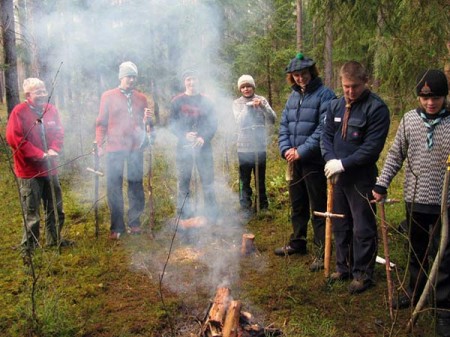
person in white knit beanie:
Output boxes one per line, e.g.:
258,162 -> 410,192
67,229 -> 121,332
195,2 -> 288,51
232,74 -> 276,218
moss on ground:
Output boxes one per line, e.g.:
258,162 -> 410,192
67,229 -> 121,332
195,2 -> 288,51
0,105 -> 437,337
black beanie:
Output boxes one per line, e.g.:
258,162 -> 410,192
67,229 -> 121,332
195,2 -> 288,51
285,53 -> 315,73
416,69 -> 449,97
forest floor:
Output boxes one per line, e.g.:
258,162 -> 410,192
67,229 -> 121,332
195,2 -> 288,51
0,105 -> 440,337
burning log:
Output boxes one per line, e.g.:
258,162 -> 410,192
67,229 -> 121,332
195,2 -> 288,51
241,234 -> 255,256
208,287 -> 231,326
201,288 -> 283,337
222,300 -> 241,337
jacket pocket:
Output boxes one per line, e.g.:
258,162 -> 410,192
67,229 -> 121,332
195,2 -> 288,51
20,180 -> 38,213
346,118 -> 366,142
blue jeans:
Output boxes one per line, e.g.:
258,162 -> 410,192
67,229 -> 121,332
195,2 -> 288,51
106,151 -> 144,233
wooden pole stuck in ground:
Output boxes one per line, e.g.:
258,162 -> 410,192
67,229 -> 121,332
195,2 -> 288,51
313,179 -> 344,278
373,198 -> 398,320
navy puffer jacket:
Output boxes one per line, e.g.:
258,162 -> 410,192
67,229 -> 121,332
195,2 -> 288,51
278,77 -> 336,164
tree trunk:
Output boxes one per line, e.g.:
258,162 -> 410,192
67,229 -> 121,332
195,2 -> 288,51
28,0 -> 51,85
296,0 -> 303,52
372,2 -> 386,92
1,0 -> 20,117
323,8 -> 333,89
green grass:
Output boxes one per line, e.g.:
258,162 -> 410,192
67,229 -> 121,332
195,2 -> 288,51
0,102 -> 439,337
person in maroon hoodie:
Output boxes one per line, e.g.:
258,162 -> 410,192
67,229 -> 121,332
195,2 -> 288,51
96,61 -> 151,240
6,78 -> 70,254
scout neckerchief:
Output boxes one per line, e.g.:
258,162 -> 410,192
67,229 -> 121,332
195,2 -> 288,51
341,89 -> 370,140
418,108 -> 448,149
120,88 -> 133,117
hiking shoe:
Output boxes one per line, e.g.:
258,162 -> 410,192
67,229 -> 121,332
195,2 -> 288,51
59,239 -> 74,247
393,293 -> 413,309
348,278 -> 374,294
329,271 -> 351,282
109,232 -> 122,240
128,227 -> 142,235
309,257 -> 324,272
274,245 -> 307,256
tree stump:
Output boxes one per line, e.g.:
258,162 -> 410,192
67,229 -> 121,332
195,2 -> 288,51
241,233 -> 255,256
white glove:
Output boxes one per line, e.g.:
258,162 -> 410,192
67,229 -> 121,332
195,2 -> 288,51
324,159 -> 344,178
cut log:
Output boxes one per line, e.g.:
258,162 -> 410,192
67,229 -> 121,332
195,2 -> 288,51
222,300 -> 241,337
240,233 -> 255,255
208,287 -> 231,326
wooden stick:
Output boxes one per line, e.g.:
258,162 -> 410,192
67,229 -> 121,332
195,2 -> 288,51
93,141 -> 100,239
208,287 -> 231,326
254,150 -> 260,213
324,180 -> 334,278
222,300 -> 242,337
313,179 -> 344,278
379,200 -> 394,320
147,141 -> 155,237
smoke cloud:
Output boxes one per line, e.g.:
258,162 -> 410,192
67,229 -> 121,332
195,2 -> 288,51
20,0 -> 265,298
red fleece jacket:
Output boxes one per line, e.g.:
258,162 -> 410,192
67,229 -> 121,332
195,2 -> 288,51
6,100 -> 64,178
96,88 -> 149,152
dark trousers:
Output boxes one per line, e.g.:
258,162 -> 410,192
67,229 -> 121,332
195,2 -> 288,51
106,151 -> 144,233
238,151 -> 268,210
288,161 -> 327,254
176,144 -> 217,220
332,177 -> 377,280
406,208 -> 450,311
19,176 -> 65,247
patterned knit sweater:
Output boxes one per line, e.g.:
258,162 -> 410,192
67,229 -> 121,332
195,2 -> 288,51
375,108 -> 450,211
232,94 -> 276,153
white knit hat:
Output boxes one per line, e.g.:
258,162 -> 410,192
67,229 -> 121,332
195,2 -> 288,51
237,75 -> 256,89
118,61 -> 138,79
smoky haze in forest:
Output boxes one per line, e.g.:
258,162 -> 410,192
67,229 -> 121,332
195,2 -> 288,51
29,1 -> 255,294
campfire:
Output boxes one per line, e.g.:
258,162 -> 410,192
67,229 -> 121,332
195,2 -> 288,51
200,287 -> 283,337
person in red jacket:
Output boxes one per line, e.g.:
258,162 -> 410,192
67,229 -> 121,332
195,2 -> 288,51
96,61 -> 151,239
6,78 -> 71,254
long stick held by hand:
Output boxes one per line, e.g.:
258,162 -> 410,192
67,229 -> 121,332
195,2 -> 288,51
324,180 -> 334,278
314,178 -> 344,278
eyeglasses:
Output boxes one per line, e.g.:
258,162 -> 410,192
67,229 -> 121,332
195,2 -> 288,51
30,89 -> 48,95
